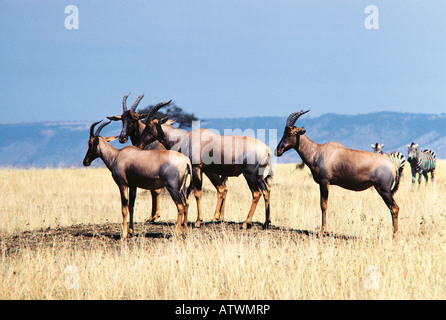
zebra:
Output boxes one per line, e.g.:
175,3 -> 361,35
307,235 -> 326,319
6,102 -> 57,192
406,142 -> 436,185
371,142 -> 406,177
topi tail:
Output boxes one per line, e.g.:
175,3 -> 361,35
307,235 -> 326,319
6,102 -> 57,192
391,166 -> 401,196
181,161 -> 192,205
264,150 -> 274,186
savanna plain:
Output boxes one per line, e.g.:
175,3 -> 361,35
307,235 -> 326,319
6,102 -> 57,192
0,162 -> 445,299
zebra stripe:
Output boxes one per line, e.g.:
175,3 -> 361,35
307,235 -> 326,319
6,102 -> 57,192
387,151 -> 406,174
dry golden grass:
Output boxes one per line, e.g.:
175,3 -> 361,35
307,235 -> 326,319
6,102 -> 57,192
0,161 -> 445,299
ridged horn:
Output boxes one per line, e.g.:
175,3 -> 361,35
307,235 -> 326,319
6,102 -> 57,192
286,109 -> 310,127
122,93 -> 130,112
130,94 -> 145,112
145,99 -> 172,119
94,120 -> 111,137
89,120 -> 102,138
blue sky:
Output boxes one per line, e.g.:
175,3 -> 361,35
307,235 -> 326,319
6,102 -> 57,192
1,0 -> 445,123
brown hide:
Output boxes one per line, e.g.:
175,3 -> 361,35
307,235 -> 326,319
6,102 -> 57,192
275,111 -> 400,238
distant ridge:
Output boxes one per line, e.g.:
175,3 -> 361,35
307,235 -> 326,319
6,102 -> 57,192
0,112 -> 444,168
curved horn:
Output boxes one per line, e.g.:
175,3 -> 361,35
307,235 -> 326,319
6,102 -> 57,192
286,109 -> 310,127
94,120 -> 111,137
122,93 -> 130,112
89,120 -> 102,137
146,99 -> 173,119
130,93 -> 145,112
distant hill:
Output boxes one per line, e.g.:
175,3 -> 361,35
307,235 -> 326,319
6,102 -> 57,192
202,112 -> 446,163
0,121 -> 125,168
0,112 -> 444,168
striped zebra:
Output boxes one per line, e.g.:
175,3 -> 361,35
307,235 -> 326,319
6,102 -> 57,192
406,142 -> 436,185
371,142 -> 406,176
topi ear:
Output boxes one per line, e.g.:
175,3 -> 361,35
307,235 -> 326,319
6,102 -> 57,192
107,115 -> 122,121
159,116 -> 170,125
104,136 -> 118,142
134,113 -> 146,120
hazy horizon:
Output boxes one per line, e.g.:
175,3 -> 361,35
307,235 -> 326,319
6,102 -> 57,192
1,109 -> 444,125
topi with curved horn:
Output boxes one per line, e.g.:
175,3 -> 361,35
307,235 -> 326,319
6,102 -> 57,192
275,109 -> 401,239
106,94 -> 173,223
83,119 -> 192,239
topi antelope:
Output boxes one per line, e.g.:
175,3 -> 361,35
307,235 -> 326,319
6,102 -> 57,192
138,106 -> 274,229
106,93 -> 172,223
108,97 -> 230,228
275,110 -> 401,238
83,120 -> 192,238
